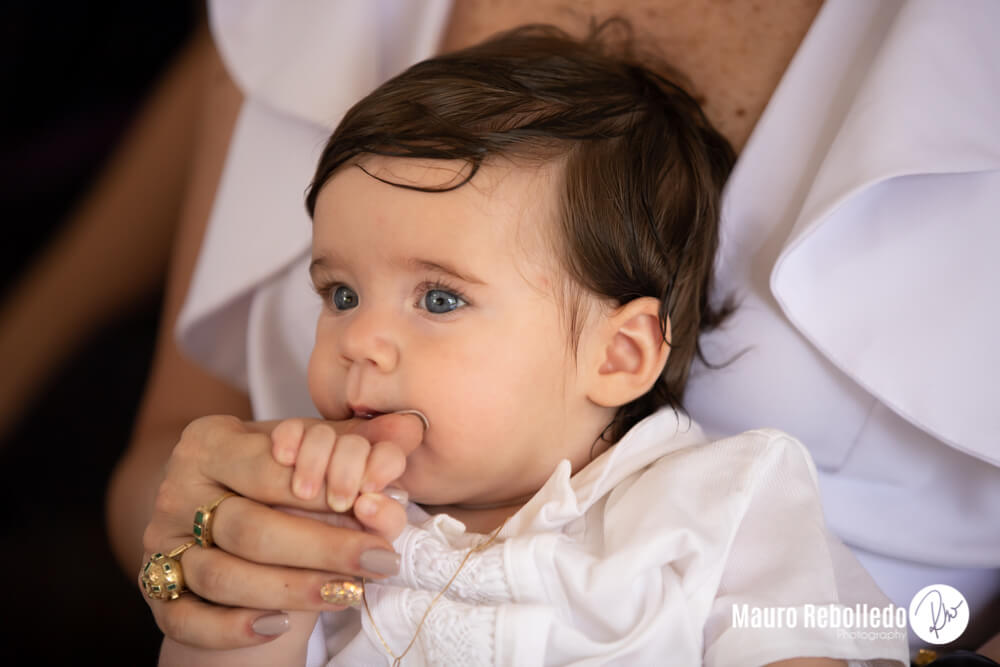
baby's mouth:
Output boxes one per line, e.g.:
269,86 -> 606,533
350,407 -> 385,420
348,406 -> 430,430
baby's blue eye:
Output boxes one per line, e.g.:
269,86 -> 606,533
332,285 -> 359,310
423,289 -> 466,314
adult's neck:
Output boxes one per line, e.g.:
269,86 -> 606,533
439,0 -> 825,152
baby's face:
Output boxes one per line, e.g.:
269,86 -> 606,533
308,156 -> 614,508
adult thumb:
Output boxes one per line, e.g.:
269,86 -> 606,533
344,411 -> 426,455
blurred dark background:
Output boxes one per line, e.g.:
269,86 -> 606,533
0,2 -> 199,663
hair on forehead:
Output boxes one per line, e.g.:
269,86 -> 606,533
307,19 -> 736,443
305,20 -> 701,202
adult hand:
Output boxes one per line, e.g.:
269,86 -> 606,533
139,411 -> 424,649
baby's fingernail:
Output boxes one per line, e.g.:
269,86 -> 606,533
252,612 -> 290,636
354,494 -> 378,517
319,579 -> 364,607
274,448 -> 296,466
327,492 -> 352,513
293,479 -> 315,499
382,487 -> 409,506
360,548 -> 400,576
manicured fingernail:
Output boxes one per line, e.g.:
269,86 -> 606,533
354,494 -> 377,517
382,487 -> 409,505
393,409 -> 430,431
319,579 -> 364,607
360,548 -> 400,576
327,492 -> 352,513
252,612 -> 290,636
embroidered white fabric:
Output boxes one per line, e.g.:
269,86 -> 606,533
351,520 -> 511,665
402,588 -> 499,666
395,521 -> 513,604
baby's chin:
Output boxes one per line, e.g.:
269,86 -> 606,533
396,467 -> 490,508
402,474 -> 533,512
398,476 -> 467,507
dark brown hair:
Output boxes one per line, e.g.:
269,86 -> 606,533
306,22 -> 735,442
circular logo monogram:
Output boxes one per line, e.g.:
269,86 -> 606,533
908,584 -> 969,645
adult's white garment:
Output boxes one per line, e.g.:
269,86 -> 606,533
316,411 -> 908,666
181,0 -> 1000,648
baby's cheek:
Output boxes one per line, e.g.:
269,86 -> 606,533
306,343 -> 342,419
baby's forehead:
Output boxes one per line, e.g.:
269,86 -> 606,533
315,155 -> 567,277
354,155 -> 559,238
357,154 -> 562,204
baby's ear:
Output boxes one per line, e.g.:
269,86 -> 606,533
585,297 -> 670,408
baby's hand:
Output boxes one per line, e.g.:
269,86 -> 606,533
270,419 -> 409,539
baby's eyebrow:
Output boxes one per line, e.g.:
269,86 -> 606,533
309,255 -> 486,286
309,256 -> 332,281
405,258 -> 486,285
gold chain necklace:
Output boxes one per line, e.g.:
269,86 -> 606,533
362,518 -> 508,666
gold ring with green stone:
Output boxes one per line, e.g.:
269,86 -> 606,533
192,491 -> 238,548
141,541 -> 195,600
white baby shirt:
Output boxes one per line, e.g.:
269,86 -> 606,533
312,409 -> 908,666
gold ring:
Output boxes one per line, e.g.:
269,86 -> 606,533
141,541 -> 195,600
193,491 -> 238,548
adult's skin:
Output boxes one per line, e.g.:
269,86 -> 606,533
103,32 -> 425,645
104,29 -> 427,650
0,24 -> 208,441
112,0 -> 906,653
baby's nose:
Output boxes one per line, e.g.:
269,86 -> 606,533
339,310 -> 400,372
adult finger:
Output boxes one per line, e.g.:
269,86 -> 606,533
139,544 -> 327,651
147,593 -> 289,651
178,543 -> 355,610
345,412 -> 425,456
188,413 -> 422,512
209,495 -> 398,578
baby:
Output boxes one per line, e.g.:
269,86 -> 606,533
196,24 -> 908,667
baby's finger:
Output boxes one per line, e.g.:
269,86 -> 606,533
270,419 -> 305,466
326,433 -> 371,512
360,441 -> 408,494
353,492 -> 409,543
292,424 -> 337,500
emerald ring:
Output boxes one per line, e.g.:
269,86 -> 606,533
141,541 -> 195,600
193,491 -> 238,548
